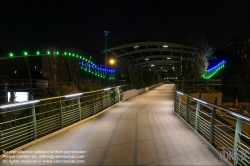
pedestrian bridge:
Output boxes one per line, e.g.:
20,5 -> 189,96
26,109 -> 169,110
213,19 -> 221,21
1,84 -> 234,165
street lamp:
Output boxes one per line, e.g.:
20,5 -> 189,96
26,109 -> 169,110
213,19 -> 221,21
109,59 -> 115,66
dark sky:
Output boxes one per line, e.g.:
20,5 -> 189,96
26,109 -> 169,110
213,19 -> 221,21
1,0 -> 249,52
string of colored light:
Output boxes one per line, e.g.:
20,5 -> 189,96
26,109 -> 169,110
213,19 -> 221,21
7,50 -> 115,80
202,61 -> 226,79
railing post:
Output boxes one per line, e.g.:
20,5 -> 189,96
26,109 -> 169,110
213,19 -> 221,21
114,88 -> 116,104
59,98 -> 63,128
178,95 -> 182,115
118,88 -> 120,102
174,92 -> 177,112
91,93 -> 95,114
209,97 -> 217,146
185,95 -> 190,122
108,90 -> 110,107
121,88 -> 123,101
31,101 -> 37,140
100,91 -> 104,110
77,96 -> 81,121
233,104 -> 244,166
195,93 -> 201,131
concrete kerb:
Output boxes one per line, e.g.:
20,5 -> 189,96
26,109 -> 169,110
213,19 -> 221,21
0,82 -> 164,160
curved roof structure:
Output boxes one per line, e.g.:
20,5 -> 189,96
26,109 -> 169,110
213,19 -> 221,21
104,42 -> 199,71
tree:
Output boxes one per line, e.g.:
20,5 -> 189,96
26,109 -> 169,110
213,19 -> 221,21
176,34 -> 214,79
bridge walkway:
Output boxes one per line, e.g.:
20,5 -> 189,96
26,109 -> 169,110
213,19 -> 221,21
1,84 -> 223,165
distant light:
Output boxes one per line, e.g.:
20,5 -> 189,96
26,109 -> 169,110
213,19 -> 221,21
47,51 -> 50,54
56,51 -> 59,55
145,58 -> 149,61
163,45 -> 168,48
109,59 -> 115,65
15,71 -> 17,74
167,57 -> 171,59
24,52 -> 28,56
151,64 -> 154,67
36,51 -> 40,55
134,46 -> 139,48
9,53 -> 14,57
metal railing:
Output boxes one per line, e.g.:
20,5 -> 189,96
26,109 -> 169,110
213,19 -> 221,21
174,91 -> 250,166
0,79 -> 127,104
0,85 -> 124,154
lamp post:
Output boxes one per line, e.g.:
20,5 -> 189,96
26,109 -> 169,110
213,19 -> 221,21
104,31 -> 109,73
104,31 -> 109,87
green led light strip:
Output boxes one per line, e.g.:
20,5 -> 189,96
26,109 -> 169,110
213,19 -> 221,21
202,61 -> 225,79
6,50 -> 115,80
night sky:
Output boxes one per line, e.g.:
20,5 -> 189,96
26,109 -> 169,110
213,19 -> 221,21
1,0 -> 249,52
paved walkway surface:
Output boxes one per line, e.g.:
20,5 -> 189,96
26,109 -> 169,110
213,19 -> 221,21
1,84 -> 224,165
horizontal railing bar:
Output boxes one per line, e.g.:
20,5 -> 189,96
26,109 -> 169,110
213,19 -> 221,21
1,132 -> 34,147
213,131 -> 234,144
37,120 -> 58,127
37,125 -> 60,135
176,91 -> 250,120
1,128 -> 34,142
1,121 -> 33,133
36,109 -> 60,116
36,114 -> 59,122
0,115 -> 33,125
0,125 -> 33,140
1,135 -> 34,150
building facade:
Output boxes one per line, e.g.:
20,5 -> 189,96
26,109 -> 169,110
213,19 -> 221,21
228,29 -> 250,80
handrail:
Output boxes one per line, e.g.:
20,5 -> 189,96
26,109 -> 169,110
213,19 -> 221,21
0,85 -> 126,156
176,91 -> 250,121
0,85 -> 126,109
174,90 -> 250,166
